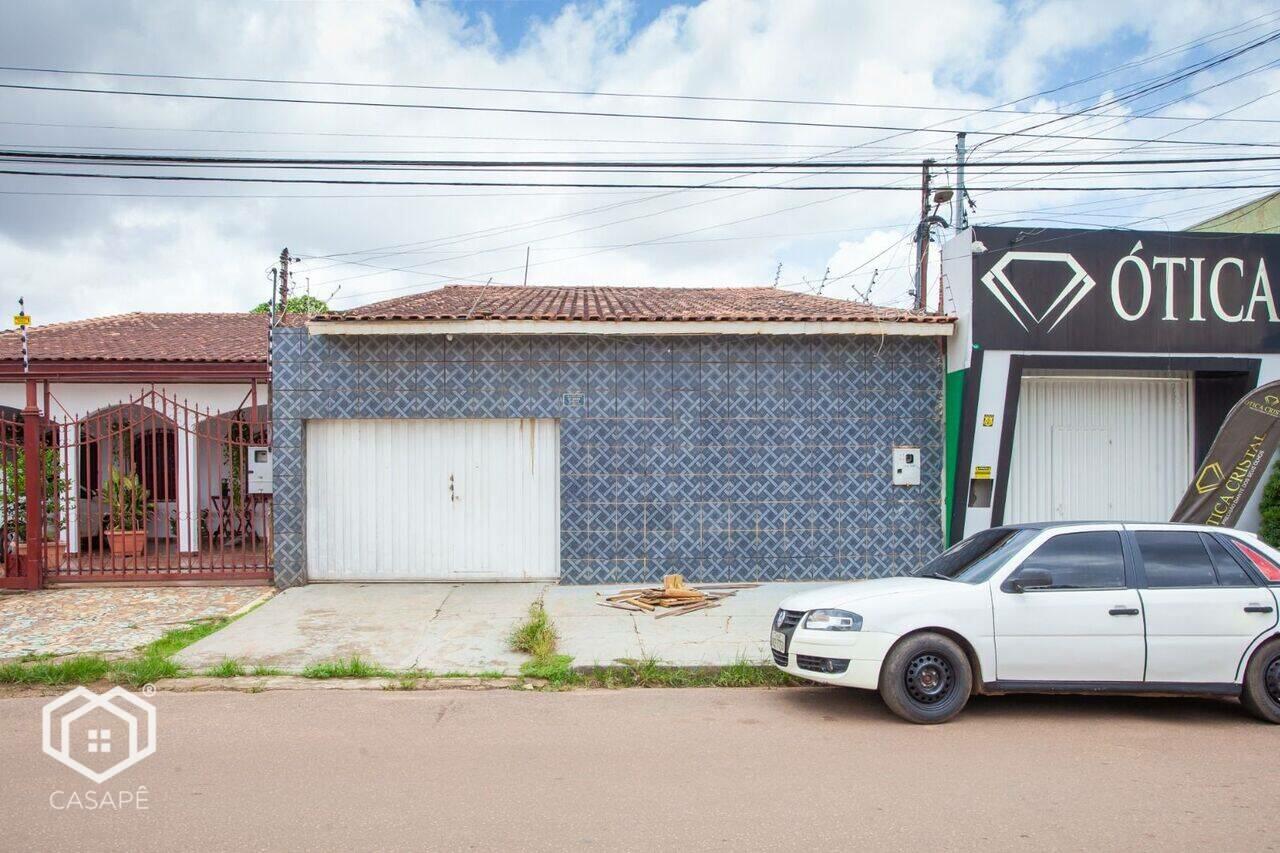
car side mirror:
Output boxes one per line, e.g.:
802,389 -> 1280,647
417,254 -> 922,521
1003,567 -> 1053,594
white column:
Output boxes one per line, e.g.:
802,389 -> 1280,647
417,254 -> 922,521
62,423 -> 79,554
176,429 -> 199,553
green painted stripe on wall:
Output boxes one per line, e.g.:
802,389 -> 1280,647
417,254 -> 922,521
944,367 -> 967,545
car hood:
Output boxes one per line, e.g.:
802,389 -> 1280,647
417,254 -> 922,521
778,576 -> 957,612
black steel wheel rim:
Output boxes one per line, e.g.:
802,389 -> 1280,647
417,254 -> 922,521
905,652 -> 955,705
1266,656 -> 1280,705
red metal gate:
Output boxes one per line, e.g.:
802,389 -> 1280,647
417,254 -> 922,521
0,382 -> 272,587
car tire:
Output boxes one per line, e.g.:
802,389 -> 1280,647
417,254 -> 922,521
1240,637 -> 1280,724
878,632 -> 973,725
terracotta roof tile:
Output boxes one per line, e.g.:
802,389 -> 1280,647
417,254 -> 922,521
320,285 -> 952,324
0,312 -> 268,363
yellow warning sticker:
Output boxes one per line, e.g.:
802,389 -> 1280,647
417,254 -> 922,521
12,314 -> 29,327
973,465 -> 992,480
982,414 -> 995,427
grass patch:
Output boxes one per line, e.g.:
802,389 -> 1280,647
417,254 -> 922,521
519,656 -> 802,690
519,654 -> 578,684
712,659 -> 798,688
509,601 -> 557,659
110,655 -> 181,688
510,599 -> 574,686
0,655 -> 112,685
206,658 -> 246,678
141,618 -> 229,659
300,657 -> 394,679
437,670 -> 506,680
249,665 -> 284,677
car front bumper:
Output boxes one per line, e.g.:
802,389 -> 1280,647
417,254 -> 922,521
771,629 -> 898,690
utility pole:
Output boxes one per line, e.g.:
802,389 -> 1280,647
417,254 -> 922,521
914,159 -> 934,311
954,132 -> 969,230
277,248 -> 291,319
522,246 -> 531,286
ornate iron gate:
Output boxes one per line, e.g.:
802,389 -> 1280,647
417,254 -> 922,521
0,383 -> 272,587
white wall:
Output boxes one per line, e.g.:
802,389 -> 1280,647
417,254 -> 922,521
0,382 -> 266,421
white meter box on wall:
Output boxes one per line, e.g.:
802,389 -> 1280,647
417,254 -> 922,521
892,446 -> 921,486
247,446 -> 273,494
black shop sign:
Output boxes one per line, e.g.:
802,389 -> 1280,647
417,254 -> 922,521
971,226 -> 1280,353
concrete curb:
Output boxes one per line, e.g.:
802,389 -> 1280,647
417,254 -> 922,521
159,675 -> 542,692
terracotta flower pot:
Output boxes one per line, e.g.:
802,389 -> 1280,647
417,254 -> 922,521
104,530 -> 148,557
15,540 -> 67,567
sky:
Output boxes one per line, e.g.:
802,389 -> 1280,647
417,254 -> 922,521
0,0 -> 1278,324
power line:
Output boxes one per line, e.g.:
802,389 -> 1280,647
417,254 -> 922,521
5,149 -> 1280,170
4,167 -> 1275,191
3,81 -> 1279,149
5,10 -> 1280,124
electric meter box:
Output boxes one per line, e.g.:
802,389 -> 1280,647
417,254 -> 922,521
892,446 -> 921,486
247,445 -> 273,494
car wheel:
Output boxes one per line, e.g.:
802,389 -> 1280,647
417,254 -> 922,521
878,632 -> 973,725
1241,638 -> 1280,724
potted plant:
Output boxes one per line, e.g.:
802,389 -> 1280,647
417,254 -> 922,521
102,466 -> 152,558
3,447 -> 73,569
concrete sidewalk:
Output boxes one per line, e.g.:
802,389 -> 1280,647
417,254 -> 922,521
176,581 -> 835,673
548,582 -> 830,666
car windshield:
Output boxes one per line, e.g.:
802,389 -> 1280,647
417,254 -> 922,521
915,528 -> 1038,584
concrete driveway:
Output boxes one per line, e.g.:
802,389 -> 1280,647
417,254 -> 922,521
176,581 -> 833,672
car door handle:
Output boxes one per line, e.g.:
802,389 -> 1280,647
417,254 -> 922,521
1244,605 -> 1275,614
1109,607 -> 1140,616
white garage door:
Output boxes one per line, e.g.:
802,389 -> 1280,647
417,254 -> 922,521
305,419 -> 560,581
1005,374 -> 1192,525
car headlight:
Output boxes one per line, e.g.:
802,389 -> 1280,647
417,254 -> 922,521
803,609 -> 862,631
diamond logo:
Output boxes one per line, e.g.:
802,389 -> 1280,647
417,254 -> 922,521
980,251 -> 1097,333
1195,462 -> 1225,495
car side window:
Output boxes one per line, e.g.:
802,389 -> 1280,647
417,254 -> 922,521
1015,531 -> 1126,590
1135,531 -> 1217,588
1203,535 -> 1256,587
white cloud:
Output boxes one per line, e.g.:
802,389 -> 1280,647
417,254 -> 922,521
0,0 -> 1272,323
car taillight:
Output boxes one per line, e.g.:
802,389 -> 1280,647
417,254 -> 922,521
1233,541 -> 1280,582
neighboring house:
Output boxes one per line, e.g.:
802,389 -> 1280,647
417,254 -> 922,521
271,285 -> 954,588
942,225 -> 1280,544
0,313 -> 271,586
1192,191 -> 1280,234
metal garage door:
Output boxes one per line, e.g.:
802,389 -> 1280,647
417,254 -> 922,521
305,419 -> 560,581
1005,374 -> 1192,524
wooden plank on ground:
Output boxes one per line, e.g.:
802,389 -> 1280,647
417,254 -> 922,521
654,600 -> 721,619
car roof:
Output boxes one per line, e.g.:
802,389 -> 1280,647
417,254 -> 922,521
995,521 -> 1250,535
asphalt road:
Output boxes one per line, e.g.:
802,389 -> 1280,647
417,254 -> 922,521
0,686 -> 1275,852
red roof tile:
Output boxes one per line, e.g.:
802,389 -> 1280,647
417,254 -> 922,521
0,312 -> 268,363
320,286 -> 952,324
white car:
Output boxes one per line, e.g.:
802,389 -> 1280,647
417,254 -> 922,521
772,522 -> 1280,724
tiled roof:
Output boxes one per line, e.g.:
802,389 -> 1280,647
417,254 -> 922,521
0,312 -> 268,363
319,286 -> 952,324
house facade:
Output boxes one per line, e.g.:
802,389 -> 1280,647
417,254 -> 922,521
0,313 -> 272,587
271,286 -> 953,588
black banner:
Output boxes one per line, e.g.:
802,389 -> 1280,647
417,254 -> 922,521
971,226 -> 1280,353
1171,381 -> 1280,527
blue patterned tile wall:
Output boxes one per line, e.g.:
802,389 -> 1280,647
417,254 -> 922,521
271,327 -> 944,587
